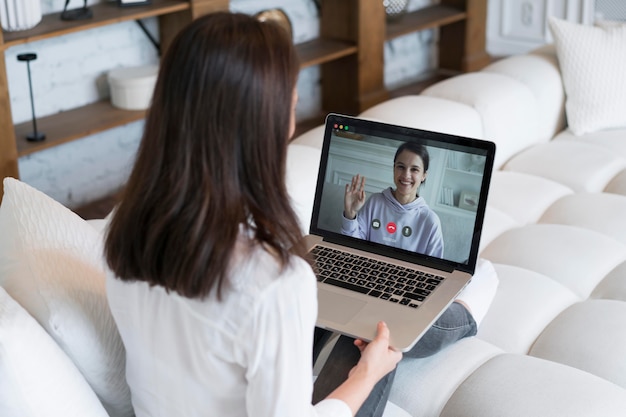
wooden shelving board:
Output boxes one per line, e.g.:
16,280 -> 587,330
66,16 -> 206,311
1,0 -> 190,50
15,100 -> 145,156
297,38 -> 358,68
386,5 -> 466,40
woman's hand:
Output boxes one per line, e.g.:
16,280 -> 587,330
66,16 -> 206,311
351,321 -> 402,381
344,174 -> 366,220
326,321 -> 402,415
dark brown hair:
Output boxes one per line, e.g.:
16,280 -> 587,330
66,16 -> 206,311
394,142 -> 430,171
104,12 -> 304,299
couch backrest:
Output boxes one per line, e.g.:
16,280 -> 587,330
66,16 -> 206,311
422,45 -> 566,169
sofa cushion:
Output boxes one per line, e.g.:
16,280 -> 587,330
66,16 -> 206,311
553,127 -> 626,158
421,72 -> 539,169
548,17 -> 626,135
477,264 -> 578,354
358,95 -> 484,140
592,260 -> 626,301
286,144 -> 322,233
290,124 -> 325,149
0,178 -> 132,417
481,224 -> 626,298
488,171 -> 572,225
390,337 -> 502,417
503,141 -> 626,193
539,193 -> 626,245
482,52 -> 566,142
478,207 -> 520,253
529,299 -> 626,388
0,287 -> 109,417
604,168 -> 626,196
441,354 -> 626,417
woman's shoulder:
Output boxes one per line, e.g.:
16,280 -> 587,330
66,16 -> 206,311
422,204 -> 442,227
229,241 -> 315,294
368,188 -> 392,206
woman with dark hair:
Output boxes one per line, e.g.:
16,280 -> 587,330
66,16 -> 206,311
342,142 -> 444,257
104,12 -> 400,417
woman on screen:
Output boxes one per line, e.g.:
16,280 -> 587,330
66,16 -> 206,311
341,142 -> 444,257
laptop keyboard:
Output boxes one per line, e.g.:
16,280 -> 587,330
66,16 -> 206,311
310,246 -> 445,309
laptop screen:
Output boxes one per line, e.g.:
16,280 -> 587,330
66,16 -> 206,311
310,114 -> 496,274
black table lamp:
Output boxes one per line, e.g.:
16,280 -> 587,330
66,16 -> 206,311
17,53 -> 45,142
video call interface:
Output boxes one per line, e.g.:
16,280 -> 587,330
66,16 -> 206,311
314,121 -> 490,266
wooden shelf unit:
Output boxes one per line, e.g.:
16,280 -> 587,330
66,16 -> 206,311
0,0 -> 487,201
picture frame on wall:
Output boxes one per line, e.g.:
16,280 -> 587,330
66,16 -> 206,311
118,0 -> 152,6
458,191 -> 479,212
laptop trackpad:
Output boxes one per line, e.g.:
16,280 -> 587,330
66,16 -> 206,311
318,289 -> 366,324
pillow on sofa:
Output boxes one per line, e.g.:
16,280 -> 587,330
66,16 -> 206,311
0,178 -> 132,417
0,286 -> 109,417
548,17 -> 626,135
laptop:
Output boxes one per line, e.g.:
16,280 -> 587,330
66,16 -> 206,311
305,113 -> 496,352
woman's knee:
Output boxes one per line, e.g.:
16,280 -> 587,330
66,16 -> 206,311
405,302 -> 477,358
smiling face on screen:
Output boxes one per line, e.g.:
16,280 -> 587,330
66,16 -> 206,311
392,150 -> 427,205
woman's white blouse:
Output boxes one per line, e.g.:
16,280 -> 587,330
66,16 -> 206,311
106,239 -> 351,417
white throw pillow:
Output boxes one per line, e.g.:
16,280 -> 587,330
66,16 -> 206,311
0,178 -> 132,417
548,17 -> 626,135
0,286 -> 109,417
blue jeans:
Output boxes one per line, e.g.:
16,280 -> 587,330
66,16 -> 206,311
312,302 -> 477,417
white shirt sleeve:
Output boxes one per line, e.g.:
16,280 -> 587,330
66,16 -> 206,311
239,259 -> 352,417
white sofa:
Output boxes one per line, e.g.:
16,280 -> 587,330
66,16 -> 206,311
1,22 -> 626,417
